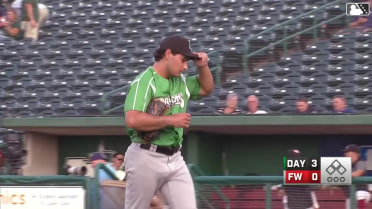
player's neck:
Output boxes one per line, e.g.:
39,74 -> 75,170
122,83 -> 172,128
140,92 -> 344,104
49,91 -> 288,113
153,62 -> 170,79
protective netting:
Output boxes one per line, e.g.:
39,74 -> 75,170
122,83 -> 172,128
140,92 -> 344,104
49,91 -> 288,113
197,185 -> 280,209
195,184 -> 372,209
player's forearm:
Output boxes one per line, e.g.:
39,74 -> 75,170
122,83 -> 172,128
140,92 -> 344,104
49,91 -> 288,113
125,111 -> 170,131
352,170 -> 365,177
25,4 -> 35,22
197,66 -> 214,96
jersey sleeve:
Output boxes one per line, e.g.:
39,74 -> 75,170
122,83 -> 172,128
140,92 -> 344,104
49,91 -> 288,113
186,75 -> 202,101
124,74 -> 153,113
356,161 -> 367,171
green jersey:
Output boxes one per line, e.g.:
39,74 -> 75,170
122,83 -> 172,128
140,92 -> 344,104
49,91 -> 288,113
124,67 -> 201,146
22,0 -> 39,22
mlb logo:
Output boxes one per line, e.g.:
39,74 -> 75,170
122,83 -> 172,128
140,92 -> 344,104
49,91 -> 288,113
346,3 -> 370,16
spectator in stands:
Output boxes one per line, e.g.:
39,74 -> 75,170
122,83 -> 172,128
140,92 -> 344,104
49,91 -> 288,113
13,0 -> 48,25
90,152 -> 125,209
217,93 -> 242,114
0,1 -> 6,27
344,144 -> 366,177
112,152 -> 124,171
90,152 -> 116,183
21,0 -> 49,41
0,14 -> 6,40
350,16 -> 372,32
349,0 -> 372,32
91,152 -> 164,209
0,9 -> 23,40
246,95 -> 267,114
111,152 -> 126,181
333,96 -> 353,114
0,151 -> 7,174
37,2 -> 48,26
10,0 -> 22,17
21,0 -> 38,41
296,98 -> 315,114
343,144 -> 370,209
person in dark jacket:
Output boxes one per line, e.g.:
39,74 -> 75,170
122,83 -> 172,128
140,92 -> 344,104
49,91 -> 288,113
333,96 -> 353,114
296,98 -> 316,114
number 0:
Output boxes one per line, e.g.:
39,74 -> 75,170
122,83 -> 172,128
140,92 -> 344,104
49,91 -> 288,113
312,173 -> 318,181
312,159 -> 317,167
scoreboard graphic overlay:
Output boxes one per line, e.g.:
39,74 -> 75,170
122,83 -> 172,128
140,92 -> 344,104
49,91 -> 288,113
283,157 -> 352,185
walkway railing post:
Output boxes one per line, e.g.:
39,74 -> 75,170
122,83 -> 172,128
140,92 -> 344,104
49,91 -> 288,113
265,183 -> 272,209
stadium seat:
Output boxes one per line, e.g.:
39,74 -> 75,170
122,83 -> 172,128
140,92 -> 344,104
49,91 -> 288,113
0,0 -> 368,117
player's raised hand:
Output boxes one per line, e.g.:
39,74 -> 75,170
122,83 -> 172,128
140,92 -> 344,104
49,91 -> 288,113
169,113 -> 191,128
194,52 -> 209,68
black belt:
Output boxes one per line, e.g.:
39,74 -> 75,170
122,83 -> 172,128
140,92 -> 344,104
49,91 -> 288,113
140,144 -> 181,156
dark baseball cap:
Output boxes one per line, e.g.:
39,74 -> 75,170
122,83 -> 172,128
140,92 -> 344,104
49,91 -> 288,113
343,144 -> 360,153
287,148 -> 301,157
158,35 -> 200,61
90,152 -> 107,162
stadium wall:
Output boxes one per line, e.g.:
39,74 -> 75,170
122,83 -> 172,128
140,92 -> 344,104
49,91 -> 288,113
23,133 -> 58,175
56,134 -> 369,176
185,134 -> 365,175
3,116 -> 372,176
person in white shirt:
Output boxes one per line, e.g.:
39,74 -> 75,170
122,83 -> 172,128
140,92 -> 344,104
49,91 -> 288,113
111,152 -> 126,181
14,0 -> 49,41
11,0 -> 23,17
111,152 -> 124,171
246,95 -> 267,114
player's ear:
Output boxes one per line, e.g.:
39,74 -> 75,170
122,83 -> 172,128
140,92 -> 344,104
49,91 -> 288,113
164,49 -> 173,60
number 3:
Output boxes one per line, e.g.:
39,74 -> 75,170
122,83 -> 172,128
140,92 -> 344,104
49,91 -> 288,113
312,159 -> 317,167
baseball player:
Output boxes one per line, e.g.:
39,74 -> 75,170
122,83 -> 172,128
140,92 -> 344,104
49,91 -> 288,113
124,35 -> 213,209
343,144 -> 369,209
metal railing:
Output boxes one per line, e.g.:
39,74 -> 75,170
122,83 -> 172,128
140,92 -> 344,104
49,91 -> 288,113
0,173 -> 369,209
189,164 -> 231,208
92,163 -> 119,209
100,51 -> 221,115
193,175 -> 371,209
243,0 -> 347,73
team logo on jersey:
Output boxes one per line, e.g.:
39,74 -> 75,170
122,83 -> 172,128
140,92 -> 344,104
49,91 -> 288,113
158,93 -> 185,109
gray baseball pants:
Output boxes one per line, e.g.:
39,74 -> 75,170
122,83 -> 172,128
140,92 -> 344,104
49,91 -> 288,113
124,143 -> 197,209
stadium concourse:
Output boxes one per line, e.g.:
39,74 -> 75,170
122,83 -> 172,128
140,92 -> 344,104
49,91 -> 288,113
1,0 -> 372,209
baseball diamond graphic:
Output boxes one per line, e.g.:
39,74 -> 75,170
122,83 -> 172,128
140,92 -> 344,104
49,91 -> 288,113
326,160 -> 347,175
